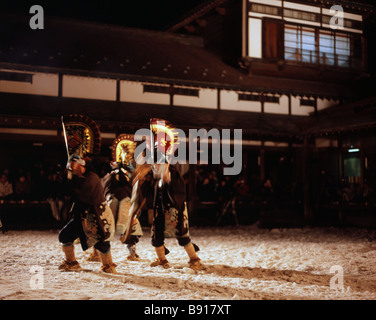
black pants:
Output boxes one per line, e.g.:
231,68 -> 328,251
58,217 -> 110,254
151,203 -> 191,248
151,187 -> 191,248
124,235 -> 140,246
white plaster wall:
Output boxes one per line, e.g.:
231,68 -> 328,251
248,18 -> 262,58
0,69 -> 58,96
264,94 -> 289,115
220,90 -> 261,112
317,98 -> 338,111
63,75 -> 116,101
291,96 -> 314,116
120,81 -> 170,105
173,87 -> 217,109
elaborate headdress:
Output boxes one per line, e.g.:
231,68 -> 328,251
149,118 -> 179,163
61,114 -> 101,168
111,134 -> 137,167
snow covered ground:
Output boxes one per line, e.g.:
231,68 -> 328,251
1,224 -> 376,300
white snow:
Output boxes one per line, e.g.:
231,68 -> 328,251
1,224 -> 376,300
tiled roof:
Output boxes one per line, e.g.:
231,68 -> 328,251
0,13 -> 356,98
305,96 -> 376,136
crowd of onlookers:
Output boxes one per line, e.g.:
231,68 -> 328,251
195,165 -> 301,207
1,161 -> 374,223
0,161 -> 70,221
195,165 -> 375,208
314,170 -> 375,207
0,163 -> 67,201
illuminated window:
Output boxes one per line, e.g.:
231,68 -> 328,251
318,31 -> 351,67
335,33 -> 351,67
319,30 -> 335,66
284,24 -> 359,68
285,25 -> 317,64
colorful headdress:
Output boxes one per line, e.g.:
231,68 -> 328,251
111,134 -> 137,166
149,118 -> 179,162
61,114 -> 102,162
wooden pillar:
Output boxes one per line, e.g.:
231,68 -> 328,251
56,73 -> 63,116
360,137 -> 365,186
169,84 -> 174,106
302,136 -> 312,224
259,143 -> 265,183
58,73 -> 63,98
337,136 -> 343,180
217,88 -> 221,110
337,136 -> 345,225
116,79 -> 120,102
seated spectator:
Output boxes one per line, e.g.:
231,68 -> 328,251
0,173 -> 13,199
14,174 -> 32,200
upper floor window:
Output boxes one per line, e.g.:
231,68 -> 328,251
284,24 -> 361,69
285,25 -> 317,64
247,2 -> 365,70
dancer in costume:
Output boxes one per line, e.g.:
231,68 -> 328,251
124,118 -> 203,271
58,114 -> 116,273
88,134 -> 143,262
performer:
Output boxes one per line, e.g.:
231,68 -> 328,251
58,114 -> 116,273
90,134 -> 143,262
125,118 -> 203,271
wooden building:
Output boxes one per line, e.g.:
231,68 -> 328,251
0,0 -> 375,227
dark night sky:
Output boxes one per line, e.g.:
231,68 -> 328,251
2,0 -> 375,30
1,0 -> 206,30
